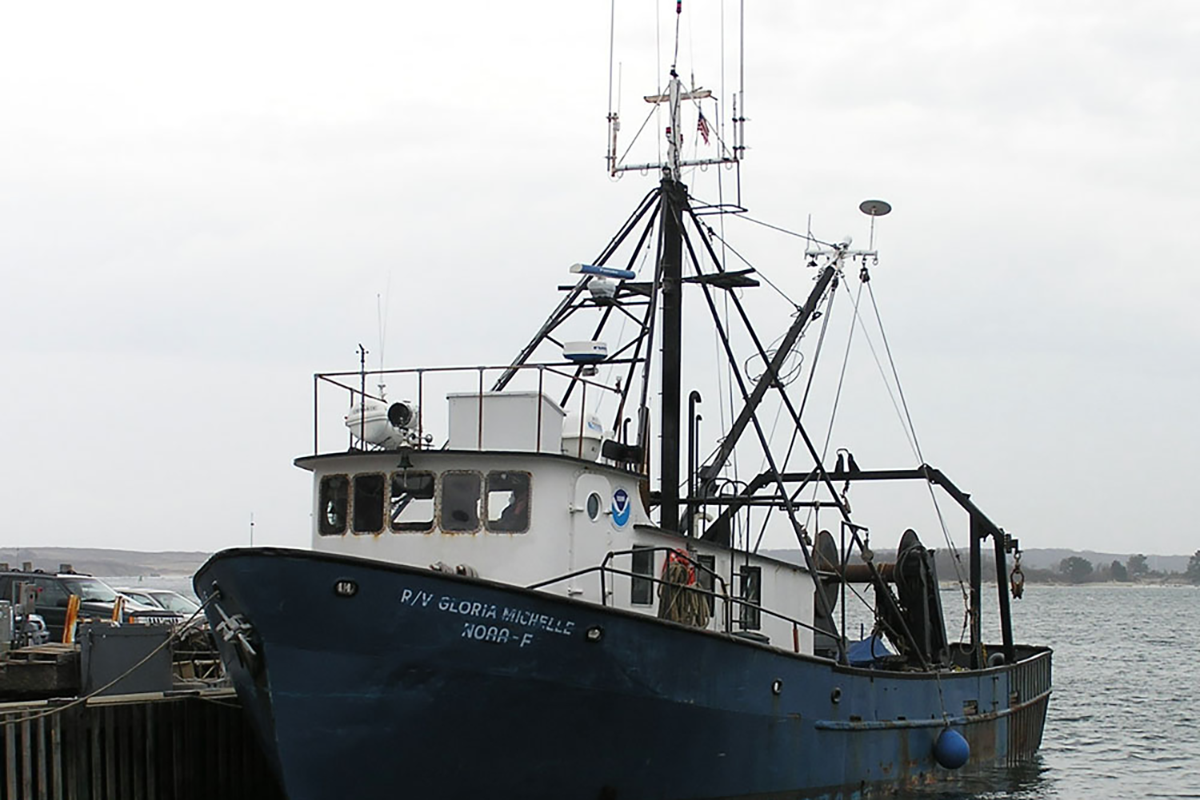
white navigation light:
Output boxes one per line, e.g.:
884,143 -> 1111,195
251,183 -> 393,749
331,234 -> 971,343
563,341 -> 608,363
570,263 -> 636,280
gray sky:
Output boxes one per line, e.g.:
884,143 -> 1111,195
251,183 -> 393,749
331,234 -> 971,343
1,1 -> 1196,558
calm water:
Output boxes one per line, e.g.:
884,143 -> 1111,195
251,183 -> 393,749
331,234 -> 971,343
908,584 -> 1200,799
104,576 -> 1199,798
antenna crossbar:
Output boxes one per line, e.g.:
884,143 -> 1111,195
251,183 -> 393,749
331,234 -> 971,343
643,88 -> 712,104
614,156 -> 738,175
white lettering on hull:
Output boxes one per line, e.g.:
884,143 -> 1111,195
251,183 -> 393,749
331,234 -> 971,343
399,587 -> 577,648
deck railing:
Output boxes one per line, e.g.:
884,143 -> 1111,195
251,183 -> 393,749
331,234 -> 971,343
313,361 -> 636,455
1006,647 -> 1052,762
527,547 -> 829,654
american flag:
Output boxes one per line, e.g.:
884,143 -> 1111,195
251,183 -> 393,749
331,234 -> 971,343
697,111 -> 710,145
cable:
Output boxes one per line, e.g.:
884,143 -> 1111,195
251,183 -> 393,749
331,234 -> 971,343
841,275 -> 920,459
702,225 -> 798,306
614,102 -> 661,174
818,279 -> 864,474
864,280 -> 969,601
11,593 -> 219,723
733,213 -> 839,248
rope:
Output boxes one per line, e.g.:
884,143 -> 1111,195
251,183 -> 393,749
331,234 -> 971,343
7,593 -> 219,723
657,559 -> 711,629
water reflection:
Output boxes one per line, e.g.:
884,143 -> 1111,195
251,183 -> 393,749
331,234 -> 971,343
902,759 -> 1054,798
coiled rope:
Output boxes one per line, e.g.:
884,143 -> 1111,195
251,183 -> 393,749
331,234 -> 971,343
657,558 -> 711,629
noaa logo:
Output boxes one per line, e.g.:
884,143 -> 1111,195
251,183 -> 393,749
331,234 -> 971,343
611,488 -> 631,527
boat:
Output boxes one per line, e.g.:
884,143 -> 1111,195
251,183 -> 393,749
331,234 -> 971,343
195,6 -> 1051,798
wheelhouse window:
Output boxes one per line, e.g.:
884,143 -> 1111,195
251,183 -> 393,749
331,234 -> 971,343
352,474 -> 386,534
391,471 -> 436,532
319,475 -> 349,536
740,565 -> 762,630
441,471 -> 482,532
485,471 -> 531,533
631,546 -> 654,606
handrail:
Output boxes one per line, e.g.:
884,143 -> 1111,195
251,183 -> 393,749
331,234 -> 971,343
597,546 -> 730,605
317,361 -> 636,386
527,547 -> 830,647
313,361 -> 632,455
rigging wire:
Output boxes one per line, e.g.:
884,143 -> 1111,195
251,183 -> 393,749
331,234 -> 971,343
801,274 -> 864,530
701,224 -> 798,306
715,1 -> 738,497
742,283 -> 842,561
842,276 -> 920,458
734,213 -> 839,248
705,233 -> 967,623
616,103 -> 665,174
797,285 -> 838,419
595,236 -> 657,416
771,283 -> 839,494
659,208 -> 960,629
864,280 -> 971,607
818,277 -> 863,463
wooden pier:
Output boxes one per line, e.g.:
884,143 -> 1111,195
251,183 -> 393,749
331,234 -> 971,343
0,688 -> 283,800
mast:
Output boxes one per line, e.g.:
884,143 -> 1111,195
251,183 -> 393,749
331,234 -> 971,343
656,67 -> 688,532
658,170 -> 686,532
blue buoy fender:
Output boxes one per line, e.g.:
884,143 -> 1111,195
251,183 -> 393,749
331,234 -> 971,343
933,728 -> 970,770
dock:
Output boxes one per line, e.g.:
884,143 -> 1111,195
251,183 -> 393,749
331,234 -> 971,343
0,687 -> 282,800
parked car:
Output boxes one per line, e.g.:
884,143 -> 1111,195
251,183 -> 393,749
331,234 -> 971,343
0,570 -> 183,642
115,588 -> 201,617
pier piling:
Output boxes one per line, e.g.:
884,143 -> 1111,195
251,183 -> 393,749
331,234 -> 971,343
0,689 -> 281,800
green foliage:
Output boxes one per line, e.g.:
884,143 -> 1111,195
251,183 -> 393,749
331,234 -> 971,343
1186,551 -> 1200,585
1128,554 -> 1149,577
1110,560 -> 1128,582
1059,556 -> 1094,583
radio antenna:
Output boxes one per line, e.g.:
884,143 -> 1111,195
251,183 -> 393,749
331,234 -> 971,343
606,1 -> 742,185
376,273 -> 393,397
606,0 -> 620,174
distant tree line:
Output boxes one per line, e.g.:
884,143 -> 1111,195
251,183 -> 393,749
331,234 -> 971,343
1052,551 -> 1200,585
834,549 -> 1200,586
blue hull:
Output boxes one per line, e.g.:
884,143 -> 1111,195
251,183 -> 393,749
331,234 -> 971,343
196,548 -> 1050,800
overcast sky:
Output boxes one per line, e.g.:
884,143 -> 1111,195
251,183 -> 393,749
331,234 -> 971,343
1,1 -> 1196,559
